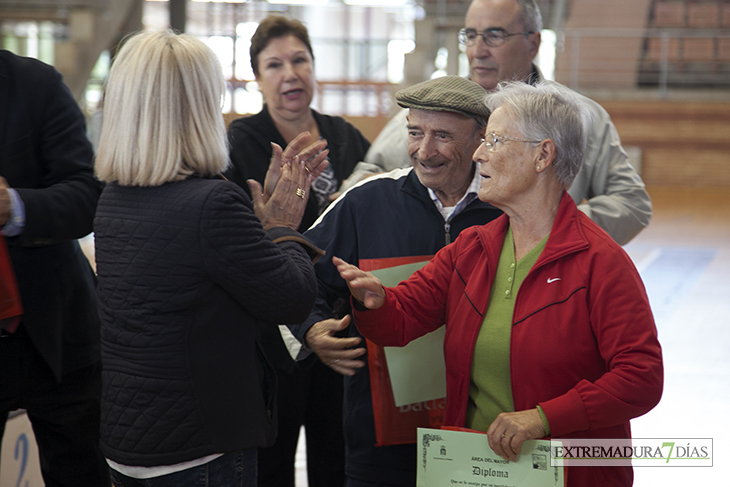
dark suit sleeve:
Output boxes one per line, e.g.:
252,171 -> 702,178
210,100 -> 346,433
11,64 -> 103,244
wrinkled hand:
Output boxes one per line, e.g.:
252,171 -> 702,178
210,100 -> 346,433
0,177 -> 10,227
332,256 -> 385,310
251,157 -> 311,231
486,409 -> 546,462
306,316 -> 366,376
254,132 -> 329,203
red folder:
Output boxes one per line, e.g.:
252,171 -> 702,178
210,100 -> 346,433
360,255 -> 445,446
0,235 -> 23,332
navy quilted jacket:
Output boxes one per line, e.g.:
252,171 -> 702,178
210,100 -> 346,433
94,177 -> 318,466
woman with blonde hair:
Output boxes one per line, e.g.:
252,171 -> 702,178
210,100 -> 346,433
93,30 -> 327,486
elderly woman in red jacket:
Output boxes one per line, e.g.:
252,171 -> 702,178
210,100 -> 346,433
333,80 -> 663,487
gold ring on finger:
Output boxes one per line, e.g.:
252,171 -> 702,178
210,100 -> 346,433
296,188 -> 306,198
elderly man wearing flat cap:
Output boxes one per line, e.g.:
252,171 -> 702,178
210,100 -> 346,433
342,0 -> 652,247
287,76 -> 502,487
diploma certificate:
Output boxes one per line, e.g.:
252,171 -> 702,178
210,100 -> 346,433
417,428 -> 564,487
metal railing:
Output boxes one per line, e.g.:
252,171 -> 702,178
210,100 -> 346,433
557,27 -> 730,97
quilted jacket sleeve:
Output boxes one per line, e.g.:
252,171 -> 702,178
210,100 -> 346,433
277,193 -> 360,360
199,183 -> 318,325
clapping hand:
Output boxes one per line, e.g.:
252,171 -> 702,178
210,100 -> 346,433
249,131 -> 329,204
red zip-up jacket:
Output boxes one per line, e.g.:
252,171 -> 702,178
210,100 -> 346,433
354,192 -> 663,486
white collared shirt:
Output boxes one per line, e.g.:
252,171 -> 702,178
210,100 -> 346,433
427,163 -> 483,222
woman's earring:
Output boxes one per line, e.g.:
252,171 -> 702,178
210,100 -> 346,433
537,166 -> 541,171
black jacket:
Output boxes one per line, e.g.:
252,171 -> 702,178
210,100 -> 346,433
94,177 -> 319,466
0,50 -> 103,379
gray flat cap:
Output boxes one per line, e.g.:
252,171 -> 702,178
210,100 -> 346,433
395,76 -> 490,124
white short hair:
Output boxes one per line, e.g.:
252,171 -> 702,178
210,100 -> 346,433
95,31 -> 229,186
485,80 -> 592,188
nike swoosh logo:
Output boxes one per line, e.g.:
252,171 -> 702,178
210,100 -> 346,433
547,278 -> 561,283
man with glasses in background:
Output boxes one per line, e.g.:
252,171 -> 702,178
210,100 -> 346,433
344,0 -> 651,246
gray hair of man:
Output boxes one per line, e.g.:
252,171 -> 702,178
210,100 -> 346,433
484,80 -> 592,189
516,0 -> 543,34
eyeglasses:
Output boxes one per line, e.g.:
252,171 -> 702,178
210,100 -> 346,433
458,28 -> 535,48
482,133 -> 542,152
